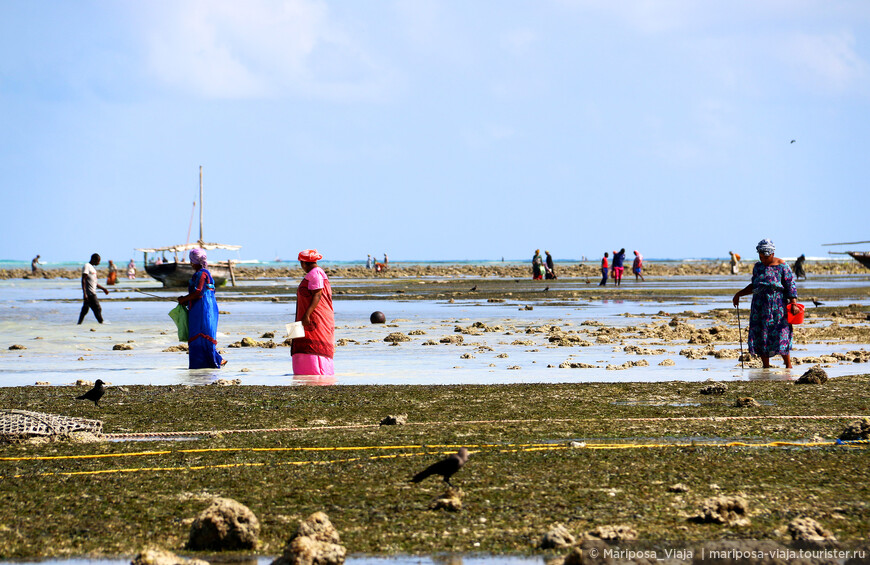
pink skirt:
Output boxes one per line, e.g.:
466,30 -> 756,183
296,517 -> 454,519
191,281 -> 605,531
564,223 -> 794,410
292,353 -> 335,376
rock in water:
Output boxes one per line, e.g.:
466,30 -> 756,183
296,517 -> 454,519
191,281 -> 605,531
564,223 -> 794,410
271,511 -> 346,565
370,311 -> 386,324
734,397 -> 761,408
187,497 -> 260,550
838,418 -> 870,441
796,365 -> 828,384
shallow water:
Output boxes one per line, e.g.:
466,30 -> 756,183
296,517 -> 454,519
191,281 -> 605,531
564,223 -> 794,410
1,277 -> 868,387
23,557 -> 545,565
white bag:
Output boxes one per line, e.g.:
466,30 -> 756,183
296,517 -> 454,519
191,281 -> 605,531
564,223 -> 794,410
285,321 -> 305,339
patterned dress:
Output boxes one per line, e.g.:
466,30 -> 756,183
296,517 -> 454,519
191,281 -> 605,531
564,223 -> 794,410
748,262 -> 798,356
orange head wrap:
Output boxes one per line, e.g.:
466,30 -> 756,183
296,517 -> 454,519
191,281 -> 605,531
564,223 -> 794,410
298,249 -> 323,262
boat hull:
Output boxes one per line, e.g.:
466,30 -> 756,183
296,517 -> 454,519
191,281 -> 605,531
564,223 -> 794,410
144,263 -> 231,287
848,252 -> 870,270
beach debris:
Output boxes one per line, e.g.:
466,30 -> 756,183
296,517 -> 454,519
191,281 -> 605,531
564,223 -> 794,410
429,487 -> 463,512
212,379 -> 242,386
261,331 -> 275,339
507,365 -> 521,370
131,547 -> 209,565
370,311 -> 386,324
76,379 -> 93,386
658,358 -> 676,366
838,418 -> 870,441
788,517 -> 837,547
569,441 -> 586,448
520,305 -> 533,310
624,345 -> 666,355
384,332 -> 411,343
796,365 -> 828,384
559,361 -> 598,369
187,497 -> 260,551
270,511 -> 346,565
487,298 -> 505,302
162,344 -> 188,352
422,340 -> 437,346
8,344 -> 26,350
35,381 -> 50,386
668,483 -> 689,493
112,343 -> 134,350
408,329 -> 426,335
379,414 -> 407,426
606,360 -> 649,370
460,353 -> 475,359
583,524 -> 638,542
734,397 -> 761,408
241,368 -> 251,372
496,353 -> 509,358
219,311 -> 230,315
690,495 -> 751,526
0,409 -> 103,443
699,382 -> 727,395
713,348 -> 741,359
439,335 -> 464,344
538,523 -> 575,549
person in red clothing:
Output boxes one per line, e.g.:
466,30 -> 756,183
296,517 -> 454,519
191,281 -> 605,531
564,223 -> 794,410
291,249 -> 335,376
599,252 -> 609,286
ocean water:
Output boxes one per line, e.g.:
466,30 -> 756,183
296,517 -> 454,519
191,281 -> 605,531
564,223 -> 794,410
1,275 -> 868,388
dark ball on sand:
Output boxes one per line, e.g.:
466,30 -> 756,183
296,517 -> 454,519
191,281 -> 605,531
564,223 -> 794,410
370,311 -> 386,324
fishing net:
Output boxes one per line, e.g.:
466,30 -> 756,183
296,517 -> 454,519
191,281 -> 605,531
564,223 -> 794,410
0,409 -> 103,440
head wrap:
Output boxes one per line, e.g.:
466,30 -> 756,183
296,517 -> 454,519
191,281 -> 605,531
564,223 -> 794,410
756,239 -> 775,256
298,249 -> 323,262
189,248 -> 207,267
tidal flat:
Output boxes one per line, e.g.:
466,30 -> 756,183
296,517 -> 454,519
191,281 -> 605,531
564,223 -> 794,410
0,378 -> 868,558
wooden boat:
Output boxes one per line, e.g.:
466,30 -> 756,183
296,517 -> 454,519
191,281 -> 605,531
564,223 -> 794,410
135,168 -> 241,287
823,240 -> 870,270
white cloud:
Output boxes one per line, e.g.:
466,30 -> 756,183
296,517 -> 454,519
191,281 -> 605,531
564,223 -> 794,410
781,32 -> 868,93
142,0 -> 393,100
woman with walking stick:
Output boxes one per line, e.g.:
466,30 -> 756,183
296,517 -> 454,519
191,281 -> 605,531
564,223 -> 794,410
732,239 -> 798,369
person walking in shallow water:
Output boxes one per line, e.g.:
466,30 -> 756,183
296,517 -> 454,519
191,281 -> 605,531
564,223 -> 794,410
177,249 -> 225,369
31,255 -> 41,274
632,250 -> 645,282
732,239 -> 798,369
611,248 -> 626,286
544,251 -> 557,280
292,249 -> 335,376
599,252 -> 609,286
78,253 -> 108,324
729,251 -> 741,275
793,254 -> 807,280
532,250 -> 544,280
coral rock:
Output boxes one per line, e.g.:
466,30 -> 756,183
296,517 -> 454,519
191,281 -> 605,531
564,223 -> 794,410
187,497 -> 260,550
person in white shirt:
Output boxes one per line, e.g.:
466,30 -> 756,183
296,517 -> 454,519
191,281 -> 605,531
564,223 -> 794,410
78,253 -> 109,324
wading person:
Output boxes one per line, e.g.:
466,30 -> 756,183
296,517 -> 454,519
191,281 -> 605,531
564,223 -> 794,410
126,258 -> 136,279
532,249 -> 544,280
729,251 -> 741,274
292,249 -> 335,376
78,253 -> 108,324
611,248 -> 626,286
632,250 -> 645,282
177,249 -> 225,369
544,250 -> 557,280
106,260 -> 118,286
31,254 -> 41,274
732,239 -> 798,369
793,254 -> 807,280
599,252 -> 609,286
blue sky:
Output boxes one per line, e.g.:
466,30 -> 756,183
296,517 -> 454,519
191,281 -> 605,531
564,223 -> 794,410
1,1 -> 869,263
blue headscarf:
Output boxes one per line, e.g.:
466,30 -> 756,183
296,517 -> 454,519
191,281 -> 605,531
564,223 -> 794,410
756,239 -> 775,256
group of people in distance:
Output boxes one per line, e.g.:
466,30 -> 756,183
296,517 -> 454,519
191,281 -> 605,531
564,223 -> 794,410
77,248 -> 336,376
600,249 -> 644,286
531,250 -> 558,280
366,253 -> 389,273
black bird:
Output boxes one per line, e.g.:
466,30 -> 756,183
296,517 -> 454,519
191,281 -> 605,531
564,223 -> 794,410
470,285 -> 477,292
812,298 -> 824,307
76,379 -> 105,407
411,448 -> 469,486
790,139 -> 796,144
543,286 -> 549,292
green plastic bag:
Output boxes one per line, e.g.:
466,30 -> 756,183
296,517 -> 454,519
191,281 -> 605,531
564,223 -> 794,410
168,304 -> 189,342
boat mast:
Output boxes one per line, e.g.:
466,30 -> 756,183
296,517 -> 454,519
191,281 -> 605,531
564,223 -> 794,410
199,166 -> 204,244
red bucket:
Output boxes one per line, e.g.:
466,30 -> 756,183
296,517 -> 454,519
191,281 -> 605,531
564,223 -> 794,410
787,303 -> 805,325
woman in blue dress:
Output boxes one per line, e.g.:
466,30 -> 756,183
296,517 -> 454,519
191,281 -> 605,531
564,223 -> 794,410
732,239 -> 798,369
177,248 -> 225,369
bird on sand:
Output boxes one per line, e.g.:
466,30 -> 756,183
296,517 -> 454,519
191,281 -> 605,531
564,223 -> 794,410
812,298 -> 824,307
585,278 -> 591,285
411,447 -> 469,486
76,379 -> 105,407
790,139 -> 796,144
543,286 -> 549,292
470,285 -> 477,292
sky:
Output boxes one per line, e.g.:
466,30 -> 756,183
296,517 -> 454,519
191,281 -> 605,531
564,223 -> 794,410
1,0 -> 869,263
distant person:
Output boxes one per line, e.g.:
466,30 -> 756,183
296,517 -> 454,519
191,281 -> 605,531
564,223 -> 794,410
544,251 -> 557,280
732,239 -> 798,369
292,249 -> 335,376
177,249 -> 225,369
31,254 -> 41,274
384,253 -> 389,265
729,251 -> 741,275
155,257 -> 163,266
632,250 -> 645,282
106,260 -> 118,286
611,248 -> 626,286
532,249 -> 544,280
78,253 -> 108,324
366,254 -> 372,269
126,259 -> 136,279
793,254 -> 807,280
599,252 -> 609,286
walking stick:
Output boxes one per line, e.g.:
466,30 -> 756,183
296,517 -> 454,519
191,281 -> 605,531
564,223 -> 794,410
736,304 -> 745,370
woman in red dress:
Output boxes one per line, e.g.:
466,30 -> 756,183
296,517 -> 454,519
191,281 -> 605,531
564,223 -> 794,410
291,249 -> 335,375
